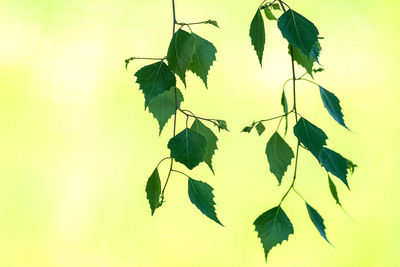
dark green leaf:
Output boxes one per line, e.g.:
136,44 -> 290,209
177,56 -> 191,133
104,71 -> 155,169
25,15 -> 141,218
216,120 -> 229,132
347,160 -> 357,175
188,33 -> 217,88
250,9 -> 266,66
266,132 -> 294,184
256,122 -> 266,136
145,168 -> 161,215
191,119 -> 218,174
207,20 -> 219,28
148,87 -> 184,135
313,67 -> 325,73
281,90 -> 289,135
272,3 -> 281,10
254,206 -> 294,262
277,9 -> 319,56
168,128 -> 206,170
241,126 -> 253,133
188,177 -> 223,225
319,147 -> 349,189
319,86 -> 348,129
306,203 -> 330,244
290,45 -> 315,78
167,29 -> 196,86
293,117 -> 328,158
310,41 -> 322,64
328,174 -> 341,206
135,61 -> 176,107
263,7 -> 277,21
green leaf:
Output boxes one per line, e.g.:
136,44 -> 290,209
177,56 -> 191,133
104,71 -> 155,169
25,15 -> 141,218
347,160 -> 357,175
290,45 -> 315,77
135,61 -> 176,107
188,33 -> 217,88
318,147 -> 349,189
167,29 -> 196,86
256,122 -> 266,136
241,126 -> 253,133
188,177 -> 223,226
263,7 -> 277,21
319,86 -> 348,129
145,168 -> 161,215
293,117 -> 328,158
277,9 -> 319,56
254,206 -> 294,262
272,3 -> 281,10
328,174 -> 341,206
207,20 -> 219,28
216,120 -> 229,132
148,87 -> 184,135
310,41 -> 322,64
168,128 -> 207,170
250,9 -> 266,66
266,132 -> 294,184
305,203 -> 330,244
281,90 -> 289,135
191,119 -> 218,174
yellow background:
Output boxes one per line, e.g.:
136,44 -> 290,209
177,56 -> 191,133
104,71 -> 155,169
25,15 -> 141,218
1,0 -> 399,266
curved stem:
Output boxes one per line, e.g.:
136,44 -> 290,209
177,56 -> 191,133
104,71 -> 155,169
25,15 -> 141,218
155,157 -> 172,169
176,20 -> 213,26
255,110 -> 294,125
171,169 -> 190,178
298,78 -> 320,87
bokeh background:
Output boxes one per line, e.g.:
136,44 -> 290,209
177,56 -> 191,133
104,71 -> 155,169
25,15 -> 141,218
1,0 -> 399,266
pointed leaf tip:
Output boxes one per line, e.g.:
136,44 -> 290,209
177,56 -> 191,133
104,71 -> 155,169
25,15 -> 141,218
254,207 -> 294,262
266,132 -> 294,184
145,168 -> 161,215
168,128 -> 207,170
319,86 -> 349,129
306,203 -> 331,244
191,119 -> 218,174
319,147 -> 349,189
188,177 -> 223,226
250,9 -> 266,66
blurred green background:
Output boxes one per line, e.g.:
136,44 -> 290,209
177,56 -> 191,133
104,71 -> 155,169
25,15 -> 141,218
0,0 -> 399,266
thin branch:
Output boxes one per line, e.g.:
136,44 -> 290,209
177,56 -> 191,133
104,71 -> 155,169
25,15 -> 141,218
179,109 -> 220,127
171,169 -> 190,178
176,20 -> 214,26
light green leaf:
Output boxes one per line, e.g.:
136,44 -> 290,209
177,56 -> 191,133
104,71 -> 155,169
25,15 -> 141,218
191,119 -> 218,174
135,61 -> 176,107
277,9 -> 319,56
167,29 -> 195,86
263,7 -> 277,21
306,203 -> 330,244
250,9 -> 266,66
293,117 -> 328,158
319,86 -> 348,129
188,177 -> 223,226
328,174 -> 341,206
266,132 -> 294,184
290,45 -> 315,77
272,3 -> 281,10
319,147 -> 349,189
188,33 -> 217,88
256,122 -> 266,136
145,168 -> 161,215
148,87 -> 184,135
281,90 -> 289,135
216,120 -> 229,132
254,206 -> 294,262
168,128 -> 206,170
